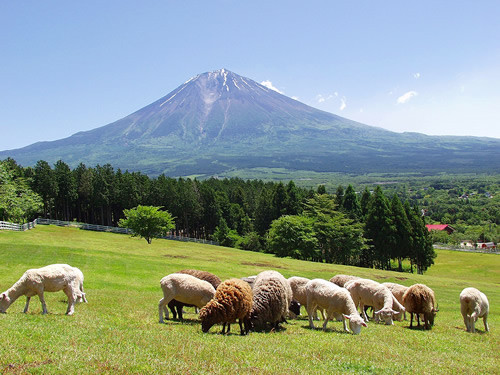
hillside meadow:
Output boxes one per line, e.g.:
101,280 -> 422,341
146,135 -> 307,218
0,225 -> 498,374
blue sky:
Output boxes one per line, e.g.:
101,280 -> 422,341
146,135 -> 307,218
1,1 -> 499,151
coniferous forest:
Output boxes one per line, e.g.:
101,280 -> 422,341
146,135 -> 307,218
2,157 -> 498,274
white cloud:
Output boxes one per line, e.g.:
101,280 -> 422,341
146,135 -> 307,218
397,90 -> 418,104
340,98 -> 346,111
317,94 -> 326,103
413,72 -> 421,79
261,80 -> 284,94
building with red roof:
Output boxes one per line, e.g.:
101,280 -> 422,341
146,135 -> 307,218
425,224 -> 455,234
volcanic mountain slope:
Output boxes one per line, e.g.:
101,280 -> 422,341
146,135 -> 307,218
2,69 -> 499,176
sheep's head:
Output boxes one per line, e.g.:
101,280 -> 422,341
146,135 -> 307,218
343,314 -> 367,335
199,304 -> 218,333
288,300 -> 301,318
426,308 -> 438,327
375,308 -> 396,325
0,292 -> 10,313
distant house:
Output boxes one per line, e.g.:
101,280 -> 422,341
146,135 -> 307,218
476,242 -> 497,250
460,240 -> 475,249
425,224 -> 455,234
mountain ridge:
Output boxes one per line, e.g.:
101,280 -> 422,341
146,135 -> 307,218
1,69 -> 499,176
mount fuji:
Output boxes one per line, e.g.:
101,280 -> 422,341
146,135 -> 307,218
1,69 -> 499,176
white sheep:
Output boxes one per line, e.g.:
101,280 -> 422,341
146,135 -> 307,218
460,287 -> 489,333
0,264 -> 87,315
305,278 -> 367,334
382,282 -> 409,320
330,274 -> 361,287
288,276 -> 325,320
345,278 -> 404,325
158,273 -> 215,324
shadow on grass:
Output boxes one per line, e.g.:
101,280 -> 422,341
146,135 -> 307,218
301,324 -> 350,334
453,326 -> 489,335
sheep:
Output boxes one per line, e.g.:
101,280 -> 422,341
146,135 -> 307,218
248,270 -> 293,331
402,284 -> 438,330
460,287 -> 489,333
330,274 -> 361,287
240,276 -> 257,289
168,269 -> 221,320
288,276 -> 327,320
345,278 -> 404,325
382,282 -> 409,320
0,264 -> 87,316
158,273 -> 215,324
199,278 -> 253,335
305,278 -> 367,334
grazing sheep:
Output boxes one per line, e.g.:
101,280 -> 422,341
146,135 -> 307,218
199,278 -> 253,335
168,269 -> 221,320
0,264 -> 87,315
288,276 -> 326,320
382,282 -> 409,320
402,284 -> 438,330
248,270 -> 293,331
305,278 -> 367,334
158,273 -> 215,324
460,287 -> 489,333
345,278 -> 404,325
330,274 -> 361,287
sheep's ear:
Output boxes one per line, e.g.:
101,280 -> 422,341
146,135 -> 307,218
391,309 -> 398,314
374,309 -> 381,315
0,293 -> 5,300
343,314 -> 351,320
361,321 -> 368,327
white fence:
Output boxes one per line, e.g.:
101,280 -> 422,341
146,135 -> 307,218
1,218 -> 219,246
0,220 -> 37,231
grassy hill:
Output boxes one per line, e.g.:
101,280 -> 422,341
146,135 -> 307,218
0,225 -> 498,374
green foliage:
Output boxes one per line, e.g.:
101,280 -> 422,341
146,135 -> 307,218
212,218 -> 240,247
118,205 -> 175,244
268,215 -> 318,260
0,161 -> 42,222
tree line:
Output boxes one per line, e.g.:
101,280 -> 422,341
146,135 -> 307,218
0,158 -> 435,273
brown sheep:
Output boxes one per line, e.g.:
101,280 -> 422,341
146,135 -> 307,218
402,284 -> 438,330
168,269 -> 221,320
199,278 -> 253,335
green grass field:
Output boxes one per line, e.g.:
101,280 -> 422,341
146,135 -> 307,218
0,225 -> 498,374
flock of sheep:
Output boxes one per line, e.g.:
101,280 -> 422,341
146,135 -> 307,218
0,264 -> 490,335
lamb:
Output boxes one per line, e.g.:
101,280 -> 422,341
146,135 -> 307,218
248,270 -> 293,331
460,287 -> 489,333
382,282 -> 409,320
345,278 -> 404,325
168,269 -> 221,320
158,273 -> 216,324
0,264 -> 87,315
305,278 -> 367,334
288,276 -> 326,320
199,278 -> 253,335
330,274 -> 361,287
402,283 -> 438,330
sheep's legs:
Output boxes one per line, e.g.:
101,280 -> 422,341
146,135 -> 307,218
158,298 -> 169,323
23,297 -> 31,313
38,292 -> 48,314
63,287 -> 76,315
307,305 -> 316,329
409,312 -> 414,328
483,316 -> 489,332
322,316 -> 330,331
